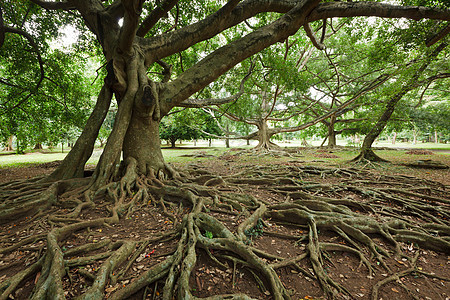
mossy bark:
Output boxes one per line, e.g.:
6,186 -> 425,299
123,113 -> 166,177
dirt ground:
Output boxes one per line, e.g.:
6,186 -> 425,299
0,148 -> 449,299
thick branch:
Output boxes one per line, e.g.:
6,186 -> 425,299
119,0 -> 144,54
142,1 -> 449,66
159,0 -> 321,113
140,0 -> 306,63
178,62 -> 254,108
29,0 -> 76,10
307,2 -> 450,22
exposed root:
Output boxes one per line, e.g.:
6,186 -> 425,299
0,160 -> 448,300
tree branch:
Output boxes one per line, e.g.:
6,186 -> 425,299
119,0 -> 144,55
303,22 -> 325,50
140,0 -> 303,64
136,0 -> 179,37
156,60 -> 173,83
197,127 -> 258,141
335,118 -> 367,124
0,7 -> 4,48
207,106 -> 259,126
159,0 -> 322,113
426,24 -> 450,47
141,1 -> 449,65
178,61 -> 255,108
268,72 -> 392,135
267,97 -> 323,122
29,0 -> 76,10
307,2 -> 450,22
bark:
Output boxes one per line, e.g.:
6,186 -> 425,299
123,114 -> 166,177
91,56 -> 140,188
255,121 -> 279,150
46,85 -> 112,181
326,115 -> 337,148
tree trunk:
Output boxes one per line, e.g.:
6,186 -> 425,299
123,114 -> 166,176
392,132 -> 397,145
327,116 -> 337,148
353,44 -> 445,162
34,143 -> 43,150
170,138 -> 176,148
255,120 -> 279,150
225,124 -> 230,148
46,85 -> 112,181
5,135 -> 13,151
413,129 -> 417,144
434,130 -> 438,143
352,96 -> 401,162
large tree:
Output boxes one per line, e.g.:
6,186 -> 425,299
6,0 -> 444,184
1,1 -> 450,299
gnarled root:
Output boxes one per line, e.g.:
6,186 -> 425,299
0,161 -> 448,300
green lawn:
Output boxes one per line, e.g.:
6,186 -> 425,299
0,146 -> 229,167
0,142 -> 448,168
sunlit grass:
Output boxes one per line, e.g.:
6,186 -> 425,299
0,142 -> 448,168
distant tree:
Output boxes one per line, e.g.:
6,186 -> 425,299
410,101 -> 450,143
159,109 -> 221,148
353,43 -> 448,161
97,110 -> 116,147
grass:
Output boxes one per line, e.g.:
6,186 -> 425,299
0,142 -> 448,168
0,144 -> 448,185
0,146 -> 229,168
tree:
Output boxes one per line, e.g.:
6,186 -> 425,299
0,2 -> 97,153
160,110 -> 198,148
1,1 -> 449,299
410,101 -> 450,143
353,42 -> 449,161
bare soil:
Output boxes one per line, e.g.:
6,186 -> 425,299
0,149 -> 449,300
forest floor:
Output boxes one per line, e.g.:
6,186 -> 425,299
0,147 -> 449,300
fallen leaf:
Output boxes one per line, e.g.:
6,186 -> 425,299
34,272 -> 41,284
391,288 -> 399,293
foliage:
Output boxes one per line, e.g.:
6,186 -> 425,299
0,1 -> 99,152
410,101 -> 450,142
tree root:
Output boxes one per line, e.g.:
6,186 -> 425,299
0,161 -> 448,300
